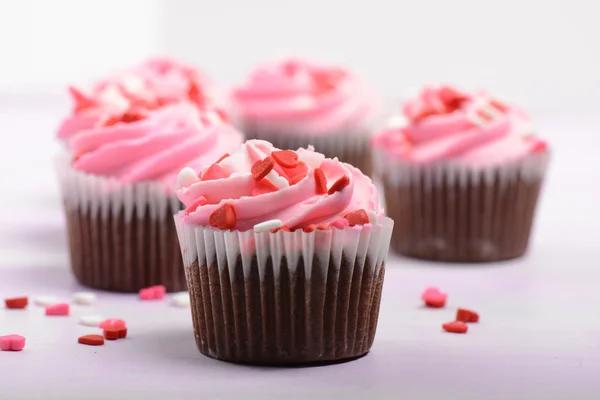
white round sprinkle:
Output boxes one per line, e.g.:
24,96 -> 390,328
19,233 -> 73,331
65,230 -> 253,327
79,315 -> 104,327
254,219 -> 283,233
368,211 -> 378,225
272,175 -> 290,189
172,292 -> 191,308
34,296 -> 59,306
73,292 -> 97,305
177,167 -> 199,188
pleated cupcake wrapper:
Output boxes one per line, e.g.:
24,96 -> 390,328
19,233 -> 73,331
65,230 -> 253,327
174,216 -> 394,365
242,128 -> 374,177
374,149 -> 550,262
55,153 -> 187,292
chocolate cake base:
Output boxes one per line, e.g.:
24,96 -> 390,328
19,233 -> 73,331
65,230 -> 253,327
383,174 -> 545,263
186,254 -> 386,365
245,131 -> 373,177
65,205 -> 187,292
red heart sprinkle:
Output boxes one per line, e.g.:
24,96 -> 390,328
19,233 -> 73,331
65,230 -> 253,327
303,224 -> 317,232
271,150 -> 299,168
252,178 -> 279,196
314,168 -> 327,194
121,109 -> 148,123
104,327 -> 127,340
344,209 -> 369,226
188,81 -> 206,107
289,172 -> 307,186
4,297 -> 28,309
424,294 -> 447,308
251,157 -> 275,181
327,175 -> 350,195
271,226 -> 291,233
78,334 -> 105,346
456,308 -> 479,323
209,204 -> 237,230
185,195 -> 208,214
282,161 -> 307,180
442,321 -> 468,334
216,153 -> 230,164
201,163 -> 227,181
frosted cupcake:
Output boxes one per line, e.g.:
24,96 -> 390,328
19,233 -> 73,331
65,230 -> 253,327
232,58 -> 381,176
57,57 -> 225,142
373,85 -> 549,262
57,103 -> 243,292
174,139 -> 393,365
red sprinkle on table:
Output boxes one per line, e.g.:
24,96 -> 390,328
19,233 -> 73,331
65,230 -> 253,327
314,168 -> 327,194
201,163 -> 227,181
344,209 -> 369,226
78,334 -> 105,346
4,297 -> 28,309
327,176 -> 350,195
104,327 -> 127,340
209,204 -> 237,230
251,157 -> 275,181
216,153 -> 230,164
442,321 -> 468,334
289,172 -> 307,186
456,308 -> 479,323
271,150 -> 299,168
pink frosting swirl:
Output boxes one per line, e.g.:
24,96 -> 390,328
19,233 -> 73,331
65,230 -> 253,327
69,103 -> 243,189
176,140 -> 382,231
232,58 -> 380,135
57,57 -> 224,141
372,85 -> 549,166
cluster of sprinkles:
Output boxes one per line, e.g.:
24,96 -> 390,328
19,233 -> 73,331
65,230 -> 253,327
185,148 -> 371,232
421,287 -> 480,334
1,287 -> 190,351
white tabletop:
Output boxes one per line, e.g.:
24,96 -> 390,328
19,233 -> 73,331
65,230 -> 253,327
1,97 -> 599,400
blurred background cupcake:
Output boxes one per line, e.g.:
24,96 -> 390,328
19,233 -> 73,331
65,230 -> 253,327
57,102 -> 243,292
57,56 -> 227,143
373,85 -> 550,262
175,139 -> 393,365
231,58 -> 381,176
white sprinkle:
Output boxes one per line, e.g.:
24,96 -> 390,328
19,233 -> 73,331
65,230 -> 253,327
79,315 -> 104,327
34,296 -> 59,306
368,211 -> 378,225
73,292 -> 97,305
172,292 -> 191,308
177,167 -> 199,189
297,149 -> 325,169
266,170 -> 289,189
254,219 -> 283,233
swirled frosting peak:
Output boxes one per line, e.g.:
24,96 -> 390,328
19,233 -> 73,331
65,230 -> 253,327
372,85 -> 549,166
69,103 -> 243,189
232,58 -> 380,135
176,140 -> 383,231
57,57 -> 224,141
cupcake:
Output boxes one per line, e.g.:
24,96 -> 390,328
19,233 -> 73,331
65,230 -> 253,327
57,103 -> 243,292
373,85 -> 549,262
57,57 -> 225,142
231,58 -> 381,176
174,139 -> 393,365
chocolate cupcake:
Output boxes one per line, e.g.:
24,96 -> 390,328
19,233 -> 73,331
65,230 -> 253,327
174,139 -> 393,365
56,103 -> 243,292
373,85 -> 550,262
231,58 -> 381,176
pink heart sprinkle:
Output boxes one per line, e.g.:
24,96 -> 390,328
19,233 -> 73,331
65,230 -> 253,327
45,303 -> 70,316
421,287 -> 443,301
139,285 -> 166,301
98,319 -> 126,329
0,334 -> 26,351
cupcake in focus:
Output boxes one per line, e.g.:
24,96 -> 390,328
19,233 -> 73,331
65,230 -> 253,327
373,85 -> 549,262
174,139 -> 393,365
57,57 -> 226,142
232,58 -> 381,176
57,103 -> 243,292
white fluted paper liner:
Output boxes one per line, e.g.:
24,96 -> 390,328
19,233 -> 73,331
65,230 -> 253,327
55,152 -> 181,222
374,148 -> 550,188
174,216 -> 394,281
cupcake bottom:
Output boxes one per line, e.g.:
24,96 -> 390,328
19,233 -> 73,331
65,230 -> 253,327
66,205 -> 187,292
379,153 -> 549,263
186,255 -> 385,365
244,130 -> 372,177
